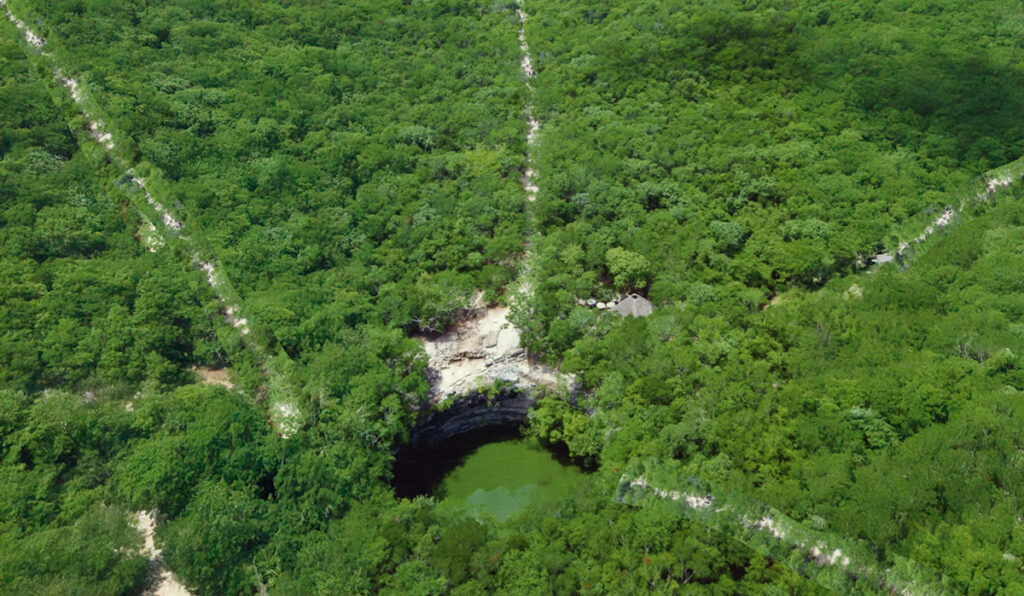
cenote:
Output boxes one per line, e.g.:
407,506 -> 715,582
393,426 -> 588,522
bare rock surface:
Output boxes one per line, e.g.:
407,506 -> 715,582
422,294 -> 566,401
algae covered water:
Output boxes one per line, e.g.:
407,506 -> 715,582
438,437 -> 585,521
393,429 -> 586,521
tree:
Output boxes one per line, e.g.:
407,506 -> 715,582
0,504 -> 148,595
162,481 -> 268,595
605,247 -> 651,292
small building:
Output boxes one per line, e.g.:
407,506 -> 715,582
612,294 -> 654,318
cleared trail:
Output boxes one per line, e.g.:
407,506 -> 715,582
517,6 -> 541,203
420,2 -> 571,400
134,511 -> 192,596
617,460 -> 948,595
514,3 -> 543,298
869,159 -> 1024,267
1,0 -> 301,436
7,2 -> 1022,592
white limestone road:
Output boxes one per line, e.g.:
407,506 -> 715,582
621,471 -> 946,595
1,0 -> 43,48
515,2 -> 541,291
1,1 -> 301,435
518,5 -> 541,202
870,163 -> 1024,267
134,511 -> 192,596
419,4 -> 573,400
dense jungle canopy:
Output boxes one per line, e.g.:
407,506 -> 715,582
2,0 -> 1024,594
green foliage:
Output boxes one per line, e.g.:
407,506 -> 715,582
162,481 -> 268,595
528,397 -> 604,467
28,0 -> 530,347
4,0 -> 1024,594
114,385 -> 278,517
0,389 -> 145,594
519,0 -> 1023,344
0,35 -> 210,395
605,246 -> 651,292
0,504 -> 148,596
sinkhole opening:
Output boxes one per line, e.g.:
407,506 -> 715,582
392,421 -> 589,521
392,424 -> 524,500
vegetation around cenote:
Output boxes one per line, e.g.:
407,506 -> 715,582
3,0 -> 1024,594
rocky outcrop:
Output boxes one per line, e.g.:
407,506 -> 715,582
421,296 -> 567,401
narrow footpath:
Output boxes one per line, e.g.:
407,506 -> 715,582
1,0 -> 300,436
518,5 -> 540,204
618,465 -> 947,595
134,511 -> 191,596
869,161 -> 1024,266
419,2 -> 569,400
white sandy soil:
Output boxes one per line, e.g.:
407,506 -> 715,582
134,511 -> 191,596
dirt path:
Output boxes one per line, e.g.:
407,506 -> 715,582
134,511 -> 192,596
193,367 -> 234,389
421,3 -> 570,400
620,471 -> 946,595
1,2 -> 300,435
870,168 -> 1023,266
518,6 -> 540,202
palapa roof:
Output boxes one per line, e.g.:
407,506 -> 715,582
612,294 -> 653,318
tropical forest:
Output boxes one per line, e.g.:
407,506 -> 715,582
2,0 -> 1024,594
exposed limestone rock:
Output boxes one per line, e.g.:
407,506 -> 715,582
492,368 -> 519,384
420,293 -> 568,401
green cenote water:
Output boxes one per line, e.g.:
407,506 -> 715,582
440,438 -> 585,521
394,430 -> 586,521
